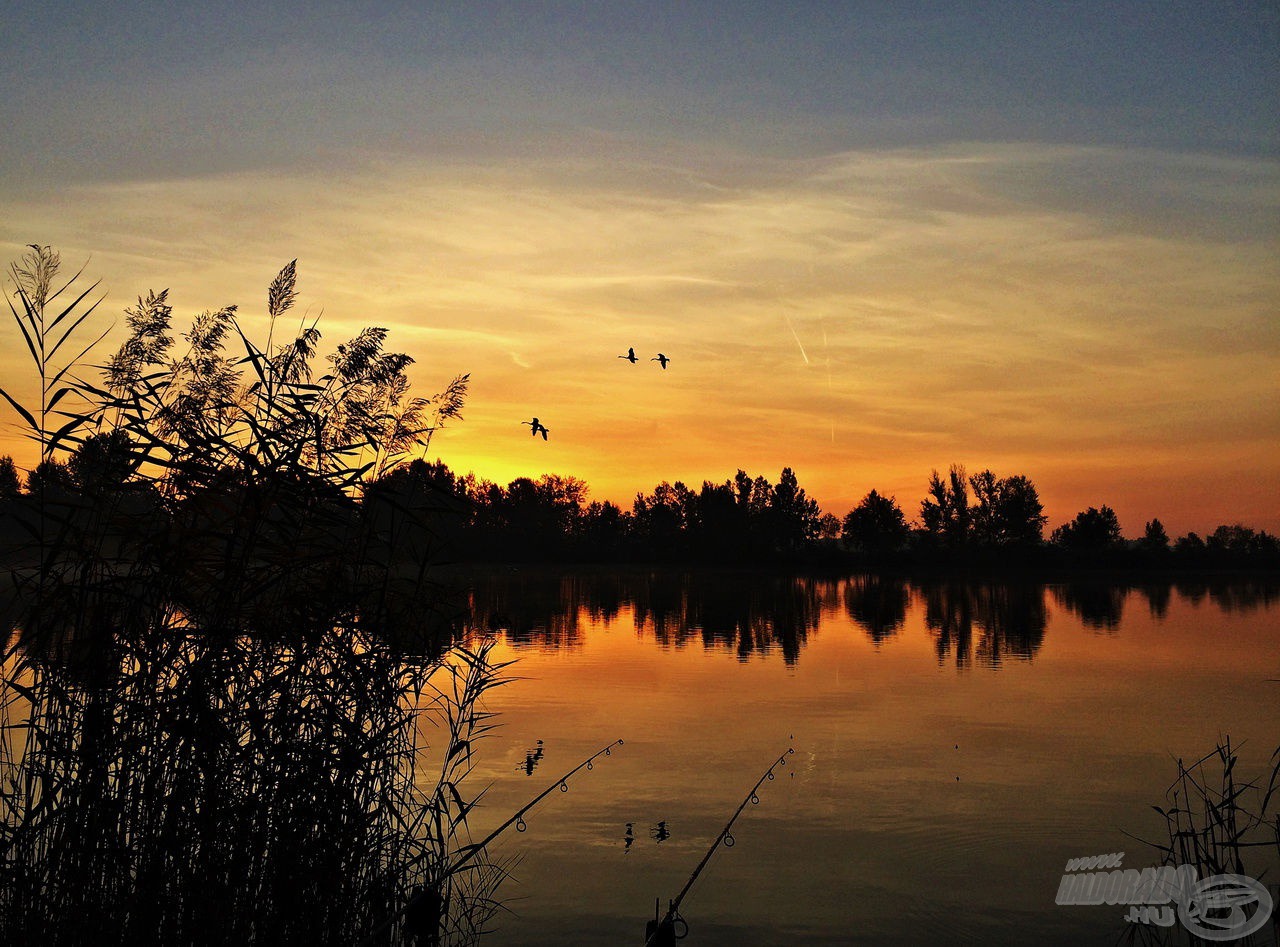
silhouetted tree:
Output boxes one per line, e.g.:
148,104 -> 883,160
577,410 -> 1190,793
993,474 -> 1046,546
690,480 -> 748,559
495,474 -> 587,557
1141,518 -> 1169,551
578,499 -> 631,555
968,470 -> 1046,547
25,458 -> 74,496
1206,524 -> 1271,556
1051,506 -> 1123,551
920,464 -> 970,549
842,489 -> 909,555
362,458 -> 470,561
815,512 -> 842,542
1190,524 -> 1280,566
1174,531 -> 1206,561
1172,532 -> 1203,555
0,456 -> 19,499
68,430 -> 137,494
769,467 -> 821,552
632,480 -> 692,556
968,469 -> 1000,545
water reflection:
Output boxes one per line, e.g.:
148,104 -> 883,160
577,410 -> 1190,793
463,571 -> 825,666
456,570 -> 1278,670
1050,577 -> 1280,634
843,575 -> 909,645
922,580 -> 1048,668
519,740 -> 545,776
459,570 -> 1279,946
9,566 -> 1275,946
1051,582 -> 1126,631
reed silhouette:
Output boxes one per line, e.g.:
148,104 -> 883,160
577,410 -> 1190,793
1123,738 -> 1280,945
1,623 -> 518,946
0,252 -> 536,946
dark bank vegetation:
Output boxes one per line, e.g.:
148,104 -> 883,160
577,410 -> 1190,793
0,247 -> 518,946
301,458 -> 1278,572
0,247 -> 472,635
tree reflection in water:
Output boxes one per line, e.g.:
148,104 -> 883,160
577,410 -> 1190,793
921,580 -> 1052,667
462,570 -> 826,666
458,569 -> 1277,674
459,571 -> 1066,669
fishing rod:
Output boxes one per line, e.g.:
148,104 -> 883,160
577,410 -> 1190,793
448,737 -> 624,874
360,737 -> 624,947
645,742 -> 795,946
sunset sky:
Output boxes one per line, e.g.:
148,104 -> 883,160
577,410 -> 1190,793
1,2 -> 1276,536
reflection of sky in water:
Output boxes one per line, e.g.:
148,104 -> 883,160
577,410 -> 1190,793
442,571 -> 1280,945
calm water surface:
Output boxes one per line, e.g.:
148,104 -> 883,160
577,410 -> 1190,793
447,570 -> 1279,946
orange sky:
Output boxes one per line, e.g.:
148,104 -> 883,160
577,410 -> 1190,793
2,144 -> 1276,537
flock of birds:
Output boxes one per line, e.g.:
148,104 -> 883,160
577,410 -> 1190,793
521,347 -> 670,441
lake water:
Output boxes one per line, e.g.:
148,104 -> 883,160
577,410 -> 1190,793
444,570 -> 1280,946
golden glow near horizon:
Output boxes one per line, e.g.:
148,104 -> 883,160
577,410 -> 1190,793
1,144 -> 1277,536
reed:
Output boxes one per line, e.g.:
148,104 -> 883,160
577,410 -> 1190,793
0,250 -> 510,945
0,620 -> 515,945
1147,738 -> 1279,881
1122,737 -> 1280,945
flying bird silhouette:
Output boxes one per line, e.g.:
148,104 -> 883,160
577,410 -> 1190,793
522,417 -> 549,440
618,347 -> 638,363
651,353 -> 670,369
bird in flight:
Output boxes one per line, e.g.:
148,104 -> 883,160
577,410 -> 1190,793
651,353 -> 670,369
618,347 -> 638,363
522,417 -> 549,440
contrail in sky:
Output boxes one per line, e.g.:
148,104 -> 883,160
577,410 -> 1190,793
821,315 -> 835,443
782,312 -> 810,365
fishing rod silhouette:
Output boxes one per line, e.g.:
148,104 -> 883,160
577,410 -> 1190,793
360,738 -> 624,947
644,743 -> 795,946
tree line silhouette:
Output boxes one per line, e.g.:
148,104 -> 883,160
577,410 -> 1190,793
348,457 -> 1280,568
4,448 -> 1277,571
